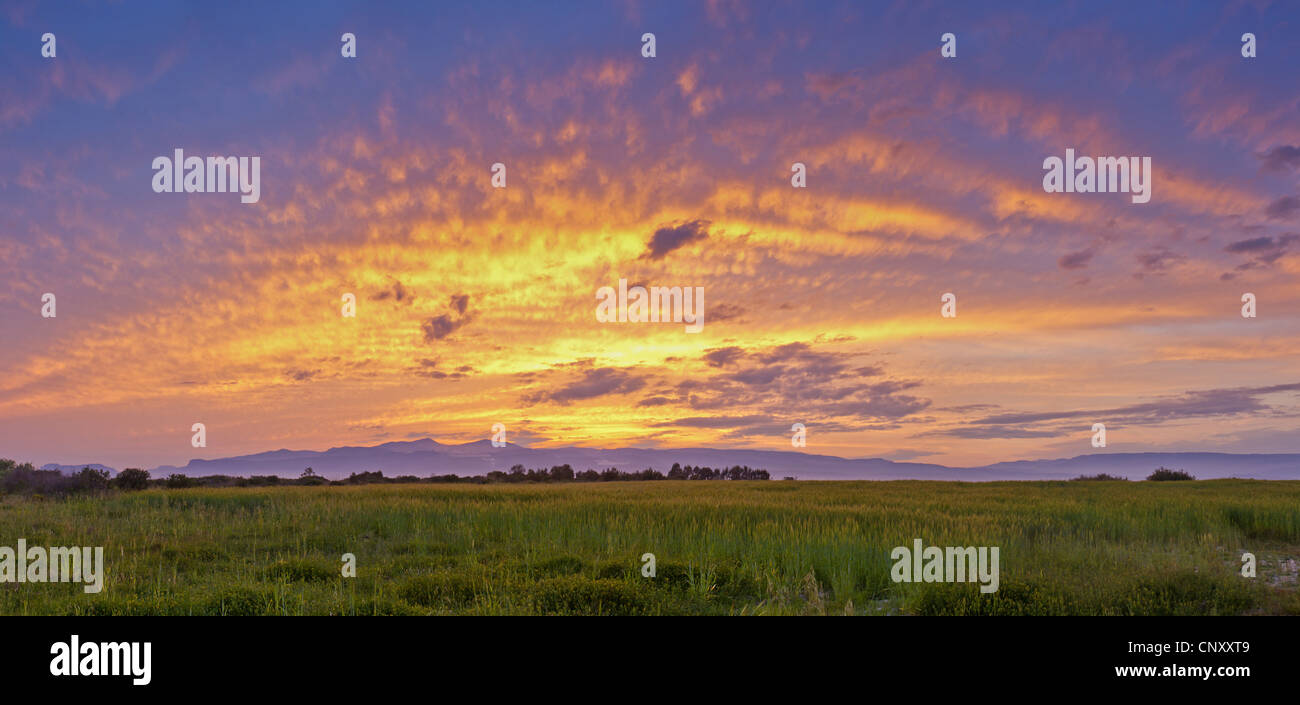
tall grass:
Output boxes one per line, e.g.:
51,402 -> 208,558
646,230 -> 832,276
1,480 -> 1296,615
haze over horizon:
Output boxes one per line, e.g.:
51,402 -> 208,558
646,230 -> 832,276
3,0 -> 1299,470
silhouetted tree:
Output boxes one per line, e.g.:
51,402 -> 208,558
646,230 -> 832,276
76,467 -> 112,491
113,468 -> 150,491
1147,467 -> 1195,481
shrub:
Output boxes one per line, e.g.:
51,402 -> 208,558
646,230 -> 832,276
165,473 -> 197,489
75,467 -> 112,491
595,561 -> 631,580
1119,571 -> 1254,615
266,559 -> 335,582
206,587 -> 274,616
1,463 -> 81,495
1146,467 -> 1195,482
912,579 -> 1075,616
531,576 -> 650,615
113,468 -> 151,490
531,555 -> 586,577
399,574 -> 478,609
1070,473 -> 1128,481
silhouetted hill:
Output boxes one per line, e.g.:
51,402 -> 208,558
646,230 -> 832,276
131,440 -> 1300,481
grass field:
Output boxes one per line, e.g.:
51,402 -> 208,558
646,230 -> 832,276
2,480 -> 1298,615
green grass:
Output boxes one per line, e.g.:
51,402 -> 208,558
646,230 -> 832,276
1,480 -> 1297,615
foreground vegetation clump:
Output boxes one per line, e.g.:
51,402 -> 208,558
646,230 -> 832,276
1147,467 -> 1196,481
0,479 -> 1296,615
1071,473 -> 1129,481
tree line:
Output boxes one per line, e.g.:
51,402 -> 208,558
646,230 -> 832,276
0,460 -> 149,496
0,459 -> 771,496
483,463 -> 772,483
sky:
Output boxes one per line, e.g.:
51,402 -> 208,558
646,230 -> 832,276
1,0 -> 1298,470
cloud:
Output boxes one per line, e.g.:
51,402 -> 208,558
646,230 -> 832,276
643,219 -> 710,259
525,367 -> 648,405
1223,234 -> 1299,272
422,315 -> 467,340
1058,247 -> 1095,270
284,368 -> 320,382
1134,247 -> 1186,276
651,414 -> 770,429
1257,145 -> 1300,172
449,293 -> 469,316
1265,195 -> 1300,220
649,342 -> 928,431
410,358 -> 476,380
422,294 -> 474,341
923,383 -> 1300,439
703,346 -> 745,368
1226,236 -> 1284,254
709,303 -> 745,322
372,278 -> 415,303
917,426 -> 1061,440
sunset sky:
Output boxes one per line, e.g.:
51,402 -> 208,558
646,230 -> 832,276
2,0 -> 1298,470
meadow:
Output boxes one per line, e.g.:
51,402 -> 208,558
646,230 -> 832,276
1,480 -> 1298,616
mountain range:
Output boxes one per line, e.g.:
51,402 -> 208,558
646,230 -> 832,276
39,439 -> 1300,481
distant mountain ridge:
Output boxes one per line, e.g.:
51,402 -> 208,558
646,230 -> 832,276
91,440 -> 1300,481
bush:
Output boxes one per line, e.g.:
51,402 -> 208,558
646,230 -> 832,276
266,559 -> 336,583
399,574 -> 478,609
1146,467 -> 1195,482
531,555 -> 586,577
1119,571 -> 1254,615
531,576 -> 650,615
113,468 -> 151,490
165,473 -> 197,489
912,578 -> 1074,616
75,467 -> 112,492
205,587 -> 274,616
1,462 -> 84,495
1071,473 -> 1128,481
